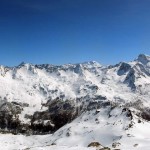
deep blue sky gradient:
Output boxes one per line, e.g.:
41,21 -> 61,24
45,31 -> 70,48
0,0 -> 150,66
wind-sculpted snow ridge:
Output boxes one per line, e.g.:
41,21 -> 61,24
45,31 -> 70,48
0,54 -> 150,149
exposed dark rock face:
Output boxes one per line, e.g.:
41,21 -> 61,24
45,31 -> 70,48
122,108 -> 133,120
117,62 -> 131,76
88,142 -> 103,147
93,95 -> 107,101
87,101 -> 111,111
135,63 -> 150,77
141,109 -> 150,121
124,68 -> 136,89
112,142 -> 121,148
0,102 -> 22,133
31,99 -> 78,134
137,54 -> 150,65
88,142 -> 111,150
0,99 -> 79,135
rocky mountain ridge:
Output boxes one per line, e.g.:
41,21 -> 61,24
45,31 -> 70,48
0,54 -> 150,149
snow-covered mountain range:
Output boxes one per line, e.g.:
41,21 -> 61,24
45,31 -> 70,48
0,54 -> 150,150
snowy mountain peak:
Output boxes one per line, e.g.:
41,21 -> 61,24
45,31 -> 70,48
18,61 -> 26,67
0,54 -> 149,149
82,61 -> 101,67
136,54 -> 150,64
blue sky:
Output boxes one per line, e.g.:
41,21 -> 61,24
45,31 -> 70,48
0,0 -> 150,66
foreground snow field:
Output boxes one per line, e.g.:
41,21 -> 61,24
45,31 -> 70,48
0,134 -> 95,150
0,131 -> 150,150
0,54 -> 150,149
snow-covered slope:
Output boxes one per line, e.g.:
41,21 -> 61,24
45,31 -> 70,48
0,54 -> 150,149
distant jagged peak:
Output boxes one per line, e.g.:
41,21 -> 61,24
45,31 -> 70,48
136,54 -> 150,64
80,61 -> 102,68
18,62 -> 35,68
17,62 -> 38,74
117,62 -> 131,76
18,61 -> 26,66
44,61 -> 102,71
61,60 -> 102,68
82,60 -> 100,65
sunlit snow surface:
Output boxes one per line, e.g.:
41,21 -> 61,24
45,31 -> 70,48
0,108 -> 150,150
0,55 -> 150,149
